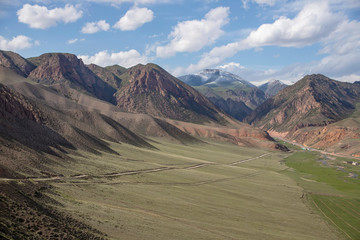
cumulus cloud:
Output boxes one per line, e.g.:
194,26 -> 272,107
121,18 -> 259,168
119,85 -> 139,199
243,2 -> 341,48
156,6 -> 230,58
17,4 -> 83,29
78,49 -> 148,67
184,2 -> 345,75
113,6 -> 153,31
82,20 -> 110,34
0,35 -> 33,51
218,62 -> 245,71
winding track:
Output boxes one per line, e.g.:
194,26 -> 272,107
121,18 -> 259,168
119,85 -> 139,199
0,153 -> 270,183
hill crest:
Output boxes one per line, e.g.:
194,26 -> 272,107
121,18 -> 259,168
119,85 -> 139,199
247,74 -> 360,133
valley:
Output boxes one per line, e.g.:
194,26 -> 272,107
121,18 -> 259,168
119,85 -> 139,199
1,139 -> 343,240
0,50 -> 359,239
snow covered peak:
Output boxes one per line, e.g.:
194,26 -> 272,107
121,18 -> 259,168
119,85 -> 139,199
179,69 -> 254,88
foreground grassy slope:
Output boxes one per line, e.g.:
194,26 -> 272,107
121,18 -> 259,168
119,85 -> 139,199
284,151 -> 360,239
41,139 -> 337,240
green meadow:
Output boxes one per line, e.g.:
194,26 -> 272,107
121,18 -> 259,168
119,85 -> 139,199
40,139 -> 344,240
284,151 -> 360,239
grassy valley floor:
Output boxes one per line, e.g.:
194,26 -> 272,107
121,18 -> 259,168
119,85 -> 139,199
28,139 -> 342,240
283,151 -> 360,240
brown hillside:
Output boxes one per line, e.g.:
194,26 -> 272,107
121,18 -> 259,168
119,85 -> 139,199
87,63 -> 122,89
167,119 -> 287,151
1,66 -> 199,145
116,63 -> 226,123
28,53 -> 117,103
0,50 -> 36,77
105,64 -> 127,78
247,74 -> 360,133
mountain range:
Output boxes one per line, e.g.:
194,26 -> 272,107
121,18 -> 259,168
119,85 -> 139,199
0,50 -> 285,154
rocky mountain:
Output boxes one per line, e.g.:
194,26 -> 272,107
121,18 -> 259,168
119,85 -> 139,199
115,64 -> 226,123
259,79 -> 288,97
0,50 -> 287,150
179,69 -> 255,88
0,50 -> 36,77
27,53 -> 117,103
105,64 -> 127,78
179,69 -> 266,121
206,97 -> 252,121
87,63 -> 122,89
247,74 -> 360,133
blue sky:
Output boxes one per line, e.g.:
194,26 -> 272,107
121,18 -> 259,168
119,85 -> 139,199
1,0 -> 359,84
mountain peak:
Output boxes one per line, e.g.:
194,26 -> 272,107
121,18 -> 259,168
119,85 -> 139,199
0,50 -> 36,77
115,64 -> 226,123
179,69 -> 254,88
299,74 -> 332,85
27,53 -> 117,103
259,79 -> 288,97
247,74 -> 360,132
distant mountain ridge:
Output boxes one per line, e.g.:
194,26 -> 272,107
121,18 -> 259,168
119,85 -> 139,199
259,79 -> 288,97
179,69 -> 266,121
179,69 -> 255,88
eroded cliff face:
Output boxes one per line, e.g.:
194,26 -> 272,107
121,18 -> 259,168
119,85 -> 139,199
293,126 -> 359,147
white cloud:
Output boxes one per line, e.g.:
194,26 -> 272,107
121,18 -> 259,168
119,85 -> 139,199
183,1 -> 345,75
17,4 -> 83,29
319,19 -> 360,55
244,2 -> 341,48
113,6 -> 153,31
0,35 -> 33,51
67,38 -> 85,44
336,74 -> 360,83
218,62 -> 245,71
156,6 -> 230,58
78,49 -> 148,67
82,20 -> 110,34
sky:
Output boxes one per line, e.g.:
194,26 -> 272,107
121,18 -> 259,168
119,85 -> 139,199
0,0 -> 359,85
